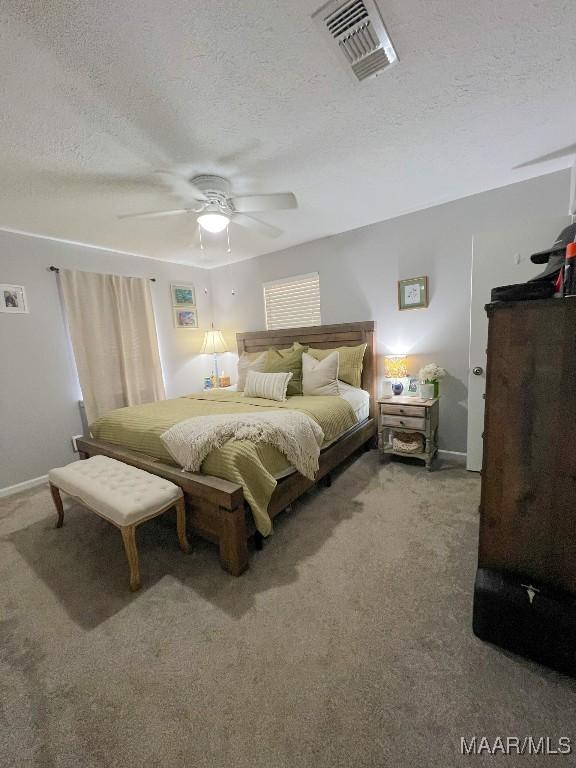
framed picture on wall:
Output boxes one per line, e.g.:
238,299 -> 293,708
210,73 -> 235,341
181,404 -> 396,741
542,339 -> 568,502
173,308 -> 199,329
398,276 -> 428,311
0,284 -> 28,313
171,283 -> 196,307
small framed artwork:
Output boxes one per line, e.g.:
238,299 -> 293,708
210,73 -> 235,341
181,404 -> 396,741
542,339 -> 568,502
407,377 -> 420,395
171,283 -> 196,307
0,284 -> 28,313
173,308 -> 198,329
398,276 -> 428,311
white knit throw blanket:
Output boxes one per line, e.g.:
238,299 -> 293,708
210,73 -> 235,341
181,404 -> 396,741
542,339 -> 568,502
160,410 -> 325,480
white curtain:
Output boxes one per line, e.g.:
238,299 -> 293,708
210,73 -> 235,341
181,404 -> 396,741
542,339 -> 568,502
59,269 -> 165,425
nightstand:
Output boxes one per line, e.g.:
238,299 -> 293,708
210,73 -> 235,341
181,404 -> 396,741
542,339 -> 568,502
378,396 -> 439,471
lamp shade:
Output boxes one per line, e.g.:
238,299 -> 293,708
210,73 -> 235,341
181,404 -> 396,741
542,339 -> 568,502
200,330 -> 229,355
384,355 -> 408,379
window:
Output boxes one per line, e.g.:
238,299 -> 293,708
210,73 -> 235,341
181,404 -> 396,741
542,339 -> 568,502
263,273 -> 321,330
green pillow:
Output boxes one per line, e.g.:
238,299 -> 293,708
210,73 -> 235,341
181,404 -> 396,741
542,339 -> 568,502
308,343 -> 367,388
264,342 -> 307,395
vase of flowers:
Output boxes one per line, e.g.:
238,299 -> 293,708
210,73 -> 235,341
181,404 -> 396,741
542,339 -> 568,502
418,363 -> 446,399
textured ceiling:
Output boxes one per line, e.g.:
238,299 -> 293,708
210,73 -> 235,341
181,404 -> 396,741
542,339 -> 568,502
1,0 -> 575,267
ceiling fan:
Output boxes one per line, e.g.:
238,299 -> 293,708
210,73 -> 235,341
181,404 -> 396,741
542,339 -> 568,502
118,174 -> 297,239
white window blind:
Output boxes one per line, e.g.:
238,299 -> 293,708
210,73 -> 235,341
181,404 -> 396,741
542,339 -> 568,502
263,273 -> 321,330
264,272 -> 321,331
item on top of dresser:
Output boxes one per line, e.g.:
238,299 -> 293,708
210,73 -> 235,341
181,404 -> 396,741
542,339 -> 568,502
392,431 -> 424,454
380,379 -> 393,398
48,455 -> 189,591
419,383 -> 434,399
203,376 -> 212,389
384,354 -> 409,395
407,377 -> 420,395
236,351 -> 267,390
302,351 -> 339,396
218,374 -> 231,388
491,282 -> 555,302
243,370 -> 293,401
418,363 -> 446,398
530,222 -> 576,282
563,242 -> 576,297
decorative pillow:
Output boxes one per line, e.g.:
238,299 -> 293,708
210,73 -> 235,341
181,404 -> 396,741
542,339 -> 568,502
264,342 -> 307,396
236,351 -> 267,391
307,343 -> 367,388
302,351 -> 339,396
243,370 -> 293,401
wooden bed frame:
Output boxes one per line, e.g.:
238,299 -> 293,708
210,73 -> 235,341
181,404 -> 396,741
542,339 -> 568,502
76,321 -> 377,576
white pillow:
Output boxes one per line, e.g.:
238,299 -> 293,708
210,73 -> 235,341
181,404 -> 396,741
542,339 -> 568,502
243,370 -> 293,401
302,351 -> 339,396
236,352 -> 267,390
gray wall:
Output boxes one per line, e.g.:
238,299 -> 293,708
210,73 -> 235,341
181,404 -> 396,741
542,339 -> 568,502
1,169 -> 570,489
0,231 -> 212,489
210,170 -> 570,453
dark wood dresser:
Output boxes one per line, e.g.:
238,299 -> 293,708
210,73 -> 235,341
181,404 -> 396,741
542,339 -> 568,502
473,297 -> 576,674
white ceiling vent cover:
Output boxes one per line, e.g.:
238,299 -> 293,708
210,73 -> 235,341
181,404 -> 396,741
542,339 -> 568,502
312,0 -> 398,82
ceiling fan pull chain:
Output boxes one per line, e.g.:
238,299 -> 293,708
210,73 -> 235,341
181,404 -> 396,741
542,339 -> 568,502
226,224 -> 236,295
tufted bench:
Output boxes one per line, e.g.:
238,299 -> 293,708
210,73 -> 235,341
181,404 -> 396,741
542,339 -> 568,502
48,455 -> 190,591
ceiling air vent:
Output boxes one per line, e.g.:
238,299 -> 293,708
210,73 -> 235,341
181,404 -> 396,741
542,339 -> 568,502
312,0 -> 398,82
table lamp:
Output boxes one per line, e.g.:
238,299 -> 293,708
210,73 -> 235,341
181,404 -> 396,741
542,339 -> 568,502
200,327 -> 229,386
384,355 -> 409,395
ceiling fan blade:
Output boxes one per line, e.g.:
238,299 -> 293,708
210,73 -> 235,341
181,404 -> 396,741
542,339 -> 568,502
231,192 -> 297,213
513,144 -> 576,169
118,207 -> 198,220
153,170 -> 208,201
232,213 -> 283,238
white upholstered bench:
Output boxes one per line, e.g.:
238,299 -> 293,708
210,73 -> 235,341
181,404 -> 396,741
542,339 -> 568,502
48,455 -> 190,591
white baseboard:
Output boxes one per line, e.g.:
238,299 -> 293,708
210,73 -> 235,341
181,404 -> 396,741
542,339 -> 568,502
438,449 -> 467,464
0,474 -> 48,498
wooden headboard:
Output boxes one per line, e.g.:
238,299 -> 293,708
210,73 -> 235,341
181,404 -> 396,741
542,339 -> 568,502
236,321 -> 377,421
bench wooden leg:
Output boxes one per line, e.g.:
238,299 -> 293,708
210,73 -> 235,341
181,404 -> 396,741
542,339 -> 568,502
50,483 -> 64,528
120,524 -> 141,592
175,498 -> 191,554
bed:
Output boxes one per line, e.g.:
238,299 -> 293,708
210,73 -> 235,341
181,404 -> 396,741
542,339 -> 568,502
76,321 -> 377,575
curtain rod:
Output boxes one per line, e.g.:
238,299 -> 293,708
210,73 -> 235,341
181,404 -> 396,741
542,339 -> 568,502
49,266 -> 156,282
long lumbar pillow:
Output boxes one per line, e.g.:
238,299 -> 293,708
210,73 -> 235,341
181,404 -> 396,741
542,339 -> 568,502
302,351 -> 339,396
243,370 -> 293,401
237,351 -> 267,390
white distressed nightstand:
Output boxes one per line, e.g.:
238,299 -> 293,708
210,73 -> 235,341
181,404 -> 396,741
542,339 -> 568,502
378,396 -> 439,471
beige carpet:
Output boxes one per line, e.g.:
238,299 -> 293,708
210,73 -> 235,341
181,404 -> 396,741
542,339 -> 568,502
1,452 -> 575,767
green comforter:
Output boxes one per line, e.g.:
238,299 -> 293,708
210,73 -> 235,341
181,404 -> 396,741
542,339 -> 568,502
90,391 -> 356,535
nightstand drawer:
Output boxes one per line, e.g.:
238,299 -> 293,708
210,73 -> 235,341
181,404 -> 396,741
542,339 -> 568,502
381,415 -> 426,430
381,403 -> 426,418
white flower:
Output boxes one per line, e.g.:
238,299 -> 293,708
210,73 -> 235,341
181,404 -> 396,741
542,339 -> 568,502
418,363 -> 447,383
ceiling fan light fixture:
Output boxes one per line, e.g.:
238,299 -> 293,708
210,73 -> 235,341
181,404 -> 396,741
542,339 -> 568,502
197,212 -> 230,233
